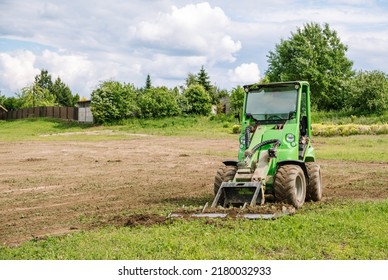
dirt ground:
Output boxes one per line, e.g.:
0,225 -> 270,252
1,134 -> 387,246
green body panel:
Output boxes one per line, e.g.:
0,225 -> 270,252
304,146 -> 316,162
235,81 -> 315,192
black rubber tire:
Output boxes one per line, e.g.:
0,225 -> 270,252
306,163 -> 323,201
214,165 -> 237,206
273,165 -> 306,209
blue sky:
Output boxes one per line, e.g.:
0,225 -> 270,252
1,0 -> 387,98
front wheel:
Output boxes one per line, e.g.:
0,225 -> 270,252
273,165 -> 306,209
214,164 -> 237,206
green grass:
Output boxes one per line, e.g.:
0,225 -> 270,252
1,200 -> 387,260
0,118 -> 93,141
0,116 -> 238,141
314,135 -> 388,162
111,115 -> 238,138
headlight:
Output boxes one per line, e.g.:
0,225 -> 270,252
240,136 -> 245,144
285,133 -> 295,143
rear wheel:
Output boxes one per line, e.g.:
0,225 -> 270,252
273,165 -> 306,209
306,163 -> 323,201
214,165 -> 237,206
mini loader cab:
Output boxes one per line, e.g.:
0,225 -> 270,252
211,81 -> 322,216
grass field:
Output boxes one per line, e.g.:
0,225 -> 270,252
316,135 -> 388,162
0,117 -> 387,260
0,117 -> 236,141
1,200 -> 387,260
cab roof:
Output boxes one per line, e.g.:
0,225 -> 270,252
243,81 -> 309,91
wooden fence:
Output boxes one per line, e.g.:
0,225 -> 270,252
0,106 -> 79,121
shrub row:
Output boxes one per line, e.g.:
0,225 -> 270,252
312,124 -> 388,137
90,81 -> 213,124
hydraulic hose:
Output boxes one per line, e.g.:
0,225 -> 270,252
245,139 -> 281,160
244,126 -> 251,149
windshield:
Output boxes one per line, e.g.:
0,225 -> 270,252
245,86 -> 297,122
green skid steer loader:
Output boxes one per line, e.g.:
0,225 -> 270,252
196,81 -> 323,219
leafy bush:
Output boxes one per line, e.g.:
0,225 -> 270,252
17,84 -> 57,108
230,85 -> 245,115
345,70 -> 388,114
182,84 -> 211,115
232,125 -> 240,134
138,87 -> 180,118
91,81 -> 138,124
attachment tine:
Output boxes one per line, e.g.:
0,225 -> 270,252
237,202 -> 248,216
260,184 -> 265,206
211,183 -> 224,208
201,202 -> 209,213
249,182 -> 262,207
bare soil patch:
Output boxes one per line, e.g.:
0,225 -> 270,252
0,136 -> 387,246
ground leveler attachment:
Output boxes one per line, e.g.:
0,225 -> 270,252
190,139 -> 293,219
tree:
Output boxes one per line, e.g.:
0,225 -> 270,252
230,85 -> 245,115
1,96 -> 21,110
259,76 -> 270,84
15,69 -> 57,107
32,69 -> 78,107
17,84 -> 56,108
182,84 -> 211,115
185,73 -> 198,88
0,92 -> 5,106
196,66 -> 212,93
138,87 -> 180,118
346,70 -> 388,114
145,74 -> 152,90
91,81 -> 138,124
34,69 -> 53,91
266,22 -> 354,110
51,77 -> 77,106
196,66 -> 219,104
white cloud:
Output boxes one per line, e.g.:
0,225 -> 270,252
327,0 -> 374,5
130,2 -> 241,63
148,53 -> 207,78
40,50 -> 93,82
228,63 -> 260,84
0,50 -> 40,91
0,49 -> 104,97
